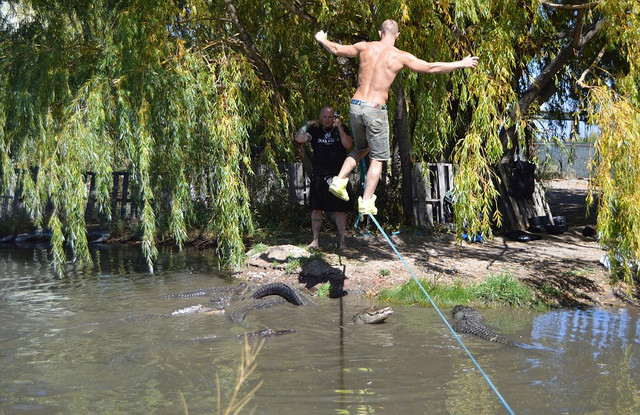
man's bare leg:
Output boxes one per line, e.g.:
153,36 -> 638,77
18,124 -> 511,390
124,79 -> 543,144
334,212 -> 347,250
335,148 -> 370,180
362,159 -> 382,200
308,210 -> 323,249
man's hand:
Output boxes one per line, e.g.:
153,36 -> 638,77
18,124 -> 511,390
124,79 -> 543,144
461,55 -> 479,68
315,30 -> 327,42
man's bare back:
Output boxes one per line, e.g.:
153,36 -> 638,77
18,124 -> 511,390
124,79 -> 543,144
315,24 -> 478,105
351,41 -> 404,104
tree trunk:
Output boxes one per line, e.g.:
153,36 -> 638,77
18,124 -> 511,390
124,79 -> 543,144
392,79 -> 414,224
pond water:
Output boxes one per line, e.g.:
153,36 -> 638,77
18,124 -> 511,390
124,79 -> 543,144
1,244 -> 640,414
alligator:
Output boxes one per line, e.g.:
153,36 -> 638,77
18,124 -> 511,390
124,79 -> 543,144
225,282 -> 315,325
116,304 -> 222,322
451,305 -> 519,346
163,281 -> 308,308
352,305 -> 393,324
223,283 -> 394,326
163,282 -> 249,301
171,304 -> 224,316
240,328 -> 296,340
162,282 -> 392,328
118,284 -> 252,322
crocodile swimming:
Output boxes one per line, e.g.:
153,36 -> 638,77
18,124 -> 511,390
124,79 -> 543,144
122,282 -> 309,324
163,282 -> 249,301
224,283 -> 393,326
226,282 -> 315,325
451,305 -> 519,346
118,283 -> 314,325
164,282 -> 309,307
352,305 -> 393,324
137,282 -> 393,328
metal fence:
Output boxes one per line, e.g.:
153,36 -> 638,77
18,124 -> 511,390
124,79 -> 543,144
2,162 -> 458,227
535,141 -> 595,179
1,171 -> 138,220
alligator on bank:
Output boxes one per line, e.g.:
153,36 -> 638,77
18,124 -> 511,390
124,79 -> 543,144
451,305 -> 520,347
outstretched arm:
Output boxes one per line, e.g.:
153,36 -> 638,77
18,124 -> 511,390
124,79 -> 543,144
402,53 -> 479,74
315,30 -> 359,58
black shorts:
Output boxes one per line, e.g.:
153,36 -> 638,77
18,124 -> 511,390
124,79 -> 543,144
310,175 -> 353,212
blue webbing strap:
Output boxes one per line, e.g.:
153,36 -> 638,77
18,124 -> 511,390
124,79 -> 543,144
367,213 -> 516,415
354,158 -> 368,230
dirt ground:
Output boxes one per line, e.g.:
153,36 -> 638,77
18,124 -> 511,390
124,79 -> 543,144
237,179 -> 636,308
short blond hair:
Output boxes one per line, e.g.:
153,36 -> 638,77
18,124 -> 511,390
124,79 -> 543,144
380,19 -> 399,35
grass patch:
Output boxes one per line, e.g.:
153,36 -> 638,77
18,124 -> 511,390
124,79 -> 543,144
378,272 -> 543,309
378,279 -> 474,309
315,282 -> 331,297
283,257 -> 302,274
473,273 -> 535,307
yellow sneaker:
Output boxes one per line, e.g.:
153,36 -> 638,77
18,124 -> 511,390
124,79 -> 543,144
358,195 -> 377,215
329,177 -> 350,201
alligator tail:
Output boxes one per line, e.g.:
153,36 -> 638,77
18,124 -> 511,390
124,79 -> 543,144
250,282 -> 306,306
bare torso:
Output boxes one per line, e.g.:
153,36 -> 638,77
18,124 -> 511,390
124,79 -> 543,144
352,41 -> 405,104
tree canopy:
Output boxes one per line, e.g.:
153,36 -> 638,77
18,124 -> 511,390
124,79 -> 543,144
1,1 -> 639,281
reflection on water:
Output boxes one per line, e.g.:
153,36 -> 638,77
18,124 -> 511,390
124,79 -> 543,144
1,245 -> 640,414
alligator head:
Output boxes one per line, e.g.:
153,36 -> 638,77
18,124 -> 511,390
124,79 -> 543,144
352,305 -> 393,324
171,304 -> 224,316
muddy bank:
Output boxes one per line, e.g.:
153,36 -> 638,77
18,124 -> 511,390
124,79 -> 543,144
234,179 -> 638,308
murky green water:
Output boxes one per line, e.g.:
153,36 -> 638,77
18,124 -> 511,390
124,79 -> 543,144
1,244 -> 639,414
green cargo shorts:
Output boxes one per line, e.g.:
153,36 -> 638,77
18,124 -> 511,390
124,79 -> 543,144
349,102 -> 390,161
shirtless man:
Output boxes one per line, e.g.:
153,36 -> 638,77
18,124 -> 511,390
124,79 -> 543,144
315,19 -> 479,215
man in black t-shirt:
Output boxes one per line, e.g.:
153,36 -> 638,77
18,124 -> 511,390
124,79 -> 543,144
294,106 -> 353,250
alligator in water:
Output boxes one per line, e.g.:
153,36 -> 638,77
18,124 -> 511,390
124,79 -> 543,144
225,282 -> 315,325
163,282 -> 250,306
124,282 -> 307,323
116,282 -> 393,339
352,306 -> 393,324
222,283 -> 394,326
451,305 -> 519,346
164,282 -> 393,326
163,282 -> 308,308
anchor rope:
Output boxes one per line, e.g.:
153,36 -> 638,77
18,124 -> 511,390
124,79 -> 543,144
364,213 -> 516,415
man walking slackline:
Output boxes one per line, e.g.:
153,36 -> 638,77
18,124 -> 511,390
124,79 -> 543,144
315,19 -> 479,215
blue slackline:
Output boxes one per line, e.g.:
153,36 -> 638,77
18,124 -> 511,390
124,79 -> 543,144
365,213 -> 516,415
354,158 -> 367,230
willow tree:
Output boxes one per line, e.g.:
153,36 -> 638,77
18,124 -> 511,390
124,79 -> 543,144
2,1 -> 639,282
0,0 -> 266,271
582,1 -> 640,283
